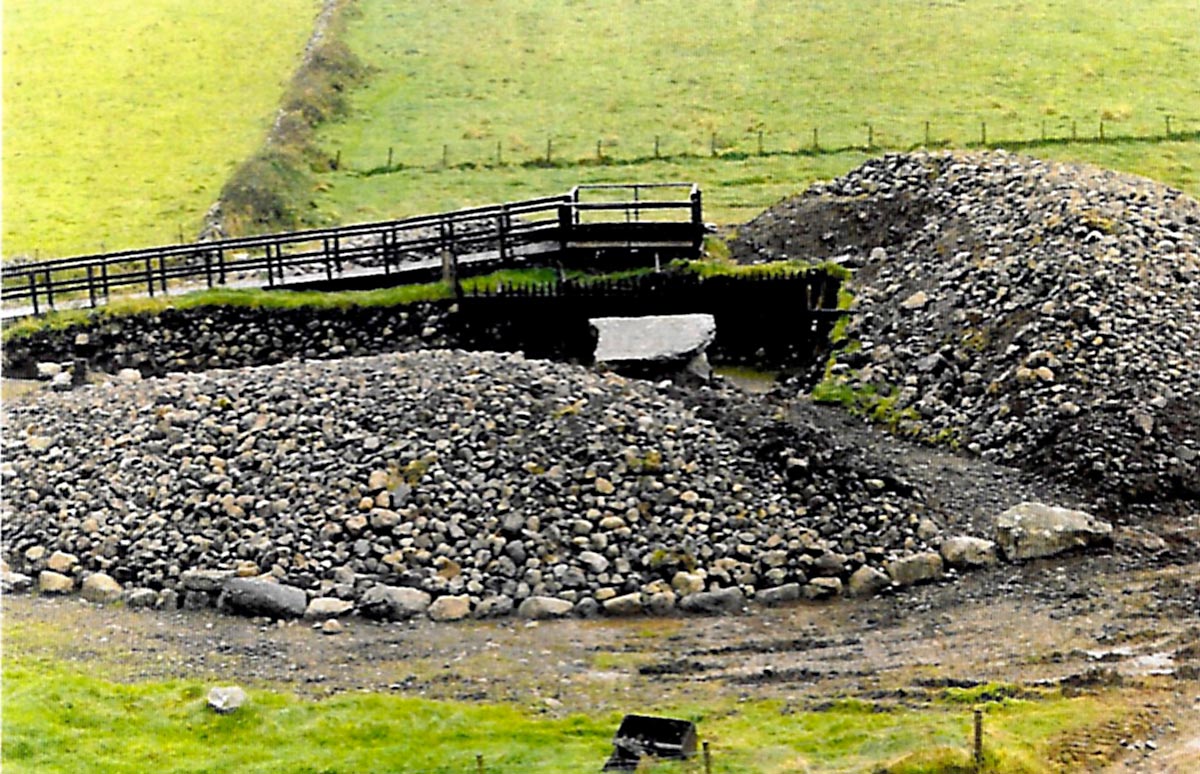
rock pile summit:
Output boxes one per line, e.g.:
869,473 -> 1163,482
733,150 -> 1200,509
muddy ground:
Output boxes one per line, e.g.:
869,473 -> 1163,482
4,378 -> 1199,772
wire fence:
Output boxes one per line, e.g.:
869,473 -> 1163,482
341,112 -> 1200,176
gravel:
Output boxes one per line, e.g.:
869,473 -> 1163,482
732,150 -> 1200,511
2,350 -> 943,618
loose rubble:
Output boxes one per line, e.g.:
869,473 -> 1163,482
2,349 -> 958,619
732,150 -> 1200,510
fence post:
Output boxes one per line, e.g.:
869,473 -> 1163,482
867,123 -> 874,149
387,146 -> 394,168
1072,120 -> 1077,141
28,273 -> 38,316
812,127 -> 819,150
758,128 -> 764,155
87,265 -> 97,308
496,140 -> 502,166
204,250 -> 214,288
146,256 -> 155,297
1099,119 -> 1105,141
159,254 -> 168,294
266,245 -> 275,288
597,138 -> 603,162
546,137 -> 552,165
476,753 -> 484,774
704,741 -> 712,774
925,120 -> 931,146
101,261 -> 110,302
710,132 -> 717,156
973,708 -> 984,772
654,135 -> 660,158
1166,115 -> 1173,137
980,121 -> 987,145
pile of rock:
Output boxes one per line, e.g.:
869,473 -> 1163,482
732,151 -> 1200,508
3,349 -> 978,620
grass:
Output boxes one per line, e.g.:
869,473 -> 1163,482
310,0 -> 1200,226
1,652 -> 1139,774
1,0 -> 319,259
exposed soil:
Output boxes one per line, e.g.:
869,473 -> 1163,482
5,380 -> 1199,772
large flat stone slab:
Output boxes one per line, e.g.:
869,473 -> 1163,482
591,314 -> 716,368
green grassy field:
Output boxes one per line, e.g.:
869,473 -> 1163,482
1,652 -> 1127,774
1,0 -> 319,259
312,0 -> 1200,225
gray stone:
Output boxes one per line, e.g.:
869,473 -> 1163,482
35,362 -> 63,379
321,619 -> 344,635
219,578 -> 307,619
81,572 -> 123,604
578,551 -> 609,575
847,565 -> 890,597
428,595 -> 471,622
116,368 -> 143,384
803,577 -> 843,600
995,502 -> 1113,561
181,569 -> 234,592
887,552 -> 945,586
646,590 -> 677,615
602,592 -> 644,616
46,550 -> 78,573
359,585 -> 432,620
304,597 -> 354,621
473,595 -> 515,619
38,571 -> 73,594
207,686 -> 247,714
940,536 -> 999,568
591,314 -> 716,369
517,596 -> 573,620
124,588 -> 159,609
677,586 -> 745,615
50,372 -> 74,391
2,570 -> 32,592
755,583 -> 802,606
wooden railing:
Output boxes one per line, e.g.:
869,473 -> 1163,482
2,184 -> 703,317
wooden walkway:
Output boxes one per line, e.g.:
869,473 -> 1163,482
1,183 -> 704,319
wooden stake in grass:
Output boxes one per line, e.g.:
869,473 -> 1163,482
1166,114 -> 1173,137
812,126 -> 819,150
496,140 -> 502,166
757,128 -> 764,155
1099,119 -> 1105,141
545,137 -> 552,165
476,753 -> 484,774
387,146 -> 394,168
703,741 -> 712,774
924,120 -> 931,146
710,132 -> 717,157
973,708 -> 984,772
597,138 -> 603,162
1072,120 -> 1078,141
654,135 -> 660,159
867,123 -> 873,149
980,121 -> 987,145
442,144 -> 449,167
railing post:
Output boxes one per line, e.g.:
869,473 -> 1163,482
381,231 -> 391,276
497,207 -> 508,266
44,269 -> 55,309
159,254 -> 168,294
204,250 -> 214,288
146,256 -> 155,297
28,273 -> 39,316
558,203 -> 572,256
87,265 -> 97,308
266,245 -> 275,287
333,235 -> 342,273
218,248 -> 227,285
101,261 -> 110,302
